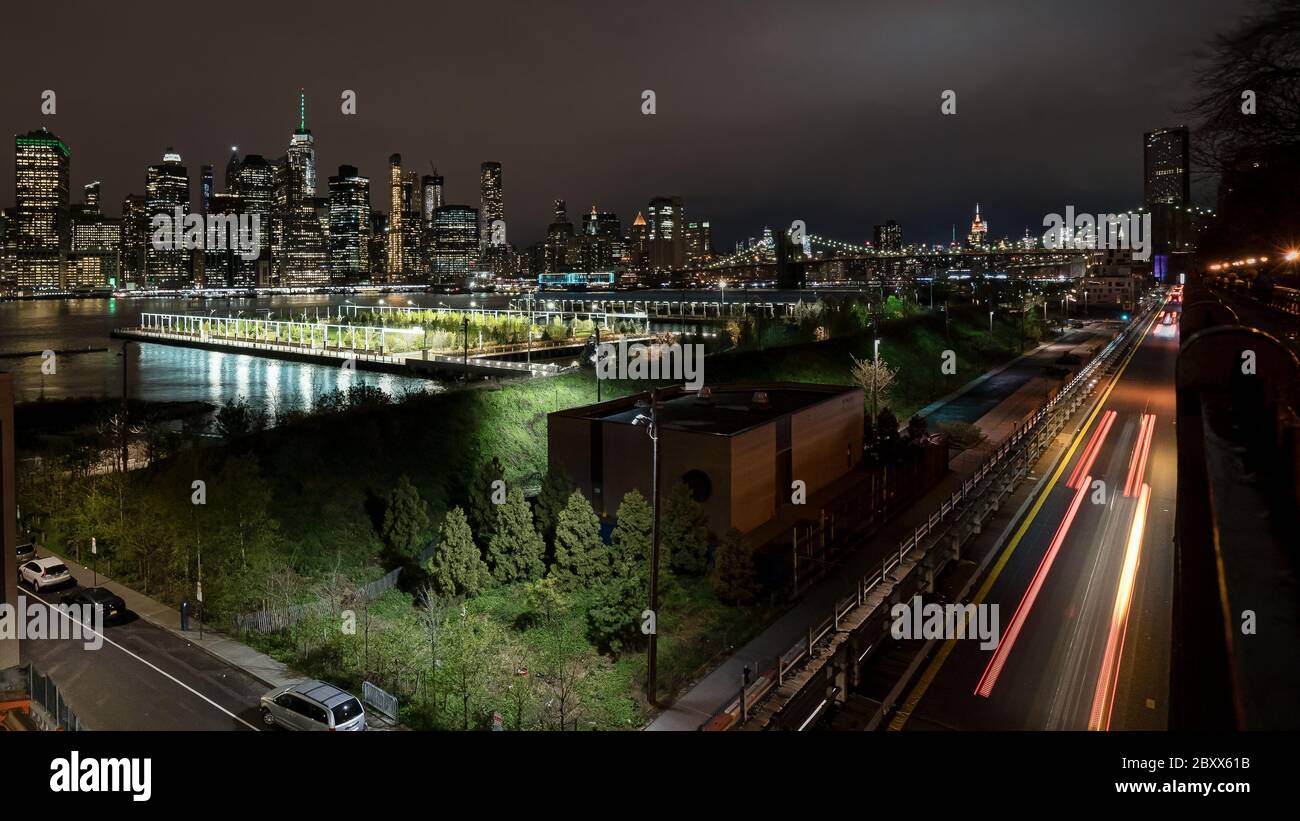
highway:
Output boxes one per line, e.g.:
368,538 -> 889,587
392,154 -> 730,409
18,580 -> 268,731
892,303 -> 1178,731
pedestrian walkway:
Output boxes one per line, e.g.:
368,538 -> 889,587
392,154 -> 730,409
49,554 -> 299,689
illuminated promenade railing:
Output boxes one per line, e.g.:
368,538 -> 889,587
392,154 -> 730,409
123,312 -> 560,376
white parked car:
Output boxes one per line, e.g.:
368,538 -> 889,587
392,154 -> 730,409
259,680 -> 367,731
20,557 -> 73,591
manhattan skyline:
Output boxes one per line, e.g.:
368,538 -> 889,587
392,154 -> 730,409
0,0 -> 1246,248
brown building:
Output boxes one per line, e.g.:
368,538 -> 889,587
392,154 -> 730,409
548,383 -> 864,536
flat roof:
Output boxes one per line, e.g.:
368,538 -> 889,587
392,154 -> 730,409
556,382 -> 859,436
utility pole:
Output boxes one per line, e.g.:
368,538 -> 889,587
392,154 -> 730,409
463,314 -> 469,382
595,325 -> 602,403
872,337 -> 881,429
119,342 -> 130,472
635,393 -> 662,705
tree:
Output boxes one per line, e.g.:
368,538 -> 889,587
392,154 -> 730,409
1190,0 -> 1300,173
536,628 -> 591,730
213,397 -> 265,439
439,606 -> 504,730
523,576 -> 569,624
381,475 -> 431,562
1189,1 -> 1300,257
711,528 -> 759,605
937,421 -> 988,451
849,353 -> 897,426
467,457 -> 505,547
610,489 -> 652,573
907,414 -> 929,442
486,488 -> 545,583
533,468 -> 575,551
586,571 -> 646,654
426,507 -> 490,598
876,408 -> 900,444
497,639 -> 538,731
549,490 -> 609,589
210,453 -> 280,570
662,483 -> 710,575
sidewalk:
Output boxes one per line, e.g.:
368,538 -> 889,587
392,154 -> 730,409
47,553 -> 299,689
645,335 -> 1090,730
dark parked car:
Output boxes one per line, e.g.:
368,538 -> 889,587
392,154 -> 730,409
61,587 -> 129,624
16,541 -> 36,560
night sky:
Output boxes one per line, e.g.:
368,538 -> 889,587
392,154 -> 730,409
0,0 -> 1251,249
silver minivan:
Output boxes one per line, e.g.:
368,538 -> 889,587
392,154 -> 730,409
259,680 -> 366,731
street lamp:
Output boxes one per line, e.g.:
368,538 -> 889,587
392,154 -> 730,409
989,310 -> 994,336
633,393 -> 663,706
871,337 -> 881,429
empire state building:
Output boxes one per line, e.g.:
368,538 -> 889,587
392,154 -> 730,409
967,203 -> 988,249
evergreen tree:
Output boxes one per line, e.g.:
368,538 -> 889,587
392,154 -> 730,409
610,489 -> 652,573
427,507 -> 490,597
533,468 -> 575,552
662,483 -> 709,575
711,528 -> 759,605
467,457 -> 505,547
486,488 -> 545,583
586,570 -> 646,654
549,490 -> 609,589
380,474 -> 430,561
523,576 -> 569,624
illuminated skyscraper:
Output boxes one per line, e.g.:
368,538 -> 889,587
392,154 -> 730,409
647,196 -> 685,271
1144,126 -> 1189,207
83,181 -> 100,213
428,170 -> 444,211
1145,126 -> 1193,258
235,154 -> 273,283
431,205 -> 479,284
967,203 -> 988,249
479,161 -> 503,254
120,193 -> 147,288
70,207 -> 120,289
580,206 -> 622,271
224,146 -> 241,191
628,210 -> 648,270
328,165 -> 370,283
545,199 -> 574,272
874,219 -> 902,252
387,153 -> 403,276
200,165 -> 214,215
288,91 -> 316,199
684,219 -> 712,266
422,174 -> 439,224
202,191 -> 240,287
145,149 -> 190,288
14,129 -> 70,289
369,211 -> 387,279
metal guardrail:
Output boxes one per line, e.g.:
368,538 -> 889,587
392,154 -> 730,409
701,309 -> 1149,730
362,681 -> 399,721
26,664 -> 87,731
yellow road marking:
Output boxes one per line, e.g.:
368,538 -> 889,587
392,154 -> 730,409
888,313 -> 1159,730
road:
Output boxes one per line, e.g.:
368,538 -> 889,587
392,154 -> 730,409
893,306 -> 1178,730
17,578 -> 268,730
